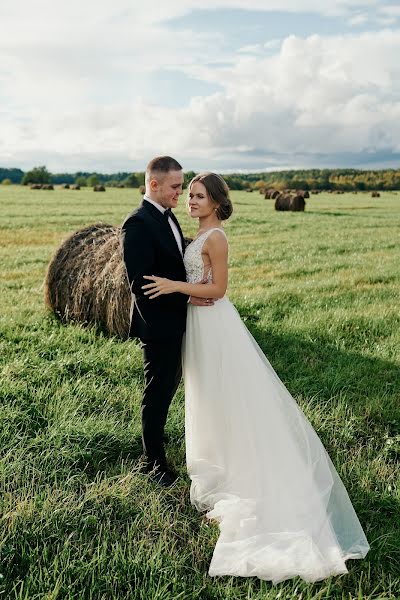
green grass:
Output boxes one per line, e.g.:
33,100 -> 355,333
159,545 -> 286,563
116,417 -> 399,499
0,185 -> 399,599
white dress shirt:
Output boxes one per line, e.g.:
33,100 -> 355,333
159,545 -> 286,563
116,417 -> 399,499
144,195 -> 183,256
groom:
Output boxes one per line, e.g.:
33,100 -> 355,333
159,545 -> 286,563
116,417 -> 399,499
121,156 -> 210,487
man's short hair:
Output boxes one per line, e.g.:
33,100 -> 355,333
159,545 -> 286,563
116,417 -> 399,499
145,156 -> 183,184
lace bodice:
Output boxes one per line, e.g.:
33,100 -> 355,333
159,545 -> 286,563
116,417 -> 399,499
184,228 -> 227,284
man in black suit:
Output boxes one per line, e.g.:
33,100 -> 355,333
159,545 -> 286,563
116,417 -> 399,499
121,156 -> 208,486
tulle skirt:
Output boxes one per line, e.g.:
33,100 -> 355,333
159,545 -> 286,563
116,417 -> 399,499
183,297 -> 369,584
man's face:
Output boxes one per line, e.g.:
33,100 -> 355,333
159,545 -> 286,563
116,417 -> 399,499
152,170 -> 184,209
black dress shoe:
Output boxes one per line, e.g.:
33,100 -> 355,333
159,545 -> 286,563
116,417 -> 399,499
142,459 -> 178,487
149,467 -> 177,488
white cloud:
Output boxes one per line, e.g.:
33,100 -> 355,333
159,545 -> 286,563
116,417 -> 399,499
379,5 -> 400,17
1,1 -> 400,170
237,44 -> 265,54
347,13 -> 370,25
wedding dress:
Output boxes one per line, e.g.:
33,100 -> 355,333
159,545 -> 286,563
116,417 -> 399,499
182,228 -> 369,584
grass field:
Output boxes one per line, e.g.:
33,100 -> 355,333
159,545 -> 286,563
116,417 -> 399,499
0,185 -> 399,599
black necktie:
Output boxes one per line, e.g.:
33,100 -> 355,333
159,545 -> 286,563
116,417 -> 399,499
164,208 -> 172,219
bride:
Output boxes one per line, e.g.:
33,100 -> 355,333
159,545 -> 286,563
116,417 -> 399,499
141,173 -> 370,584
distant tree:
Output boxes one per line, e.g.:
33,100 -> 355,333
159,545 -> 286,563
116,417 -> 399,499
222,176 -> 246,190
184,170 -> 197,188
271,179 -> 287,191
124,173 -> 139,188
22,165 -> 51,185
87,174 -> 100,186
2,178 -> 12,185
75,176 -> 87,187
254,180 -> 267,190
0,168 -> 24,183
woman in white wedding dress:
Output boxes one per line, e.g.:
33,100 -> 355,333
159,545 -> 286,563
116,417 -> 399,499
142,173 -> 369,584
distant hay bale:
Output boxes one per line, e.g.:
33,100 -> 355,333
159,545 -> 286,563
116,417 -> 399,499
246,188 -> 253,192
371,191 -> 380,197
139,185 -> 145,194
291,194 -> 306,211
275,194 -> 292,211
62,184 -> 70,189
265,189 -> 280,199
275,194 -> 305,212
42,184 -> 54,190
93,185 -> 106,192
70,184 -> 80,190
44,224 -> 131,339
298,190 -> 309,198
30,184 -> 42,189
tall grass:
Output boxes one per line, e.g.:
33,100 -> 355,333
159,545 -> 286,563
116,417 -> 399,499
0,186 -> 399,599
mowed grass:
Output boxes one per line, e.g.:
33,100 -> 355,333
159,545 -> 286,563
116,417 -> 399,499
0,185 -> 399,600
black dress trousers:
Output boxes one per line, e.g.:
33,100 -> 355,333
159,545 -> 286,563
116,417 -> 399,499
140,334 -> 184,467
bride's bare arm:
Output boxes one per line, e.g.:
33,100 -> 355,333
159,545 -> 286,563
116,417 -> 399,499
142,232 -> 228,300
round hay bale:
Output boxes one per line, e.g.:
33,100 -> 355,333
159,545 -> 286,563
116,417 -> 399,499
139,185 -> 145,194
93,184 -> 106,192
291,194 -> 306,211
371,191 -> 380,197
70,184 -> 80,190
42,184 -> 54,190
44,224 -> 131,339
30,184 -> 42,189
62,183 -> 70,189
275,194 -> 292,211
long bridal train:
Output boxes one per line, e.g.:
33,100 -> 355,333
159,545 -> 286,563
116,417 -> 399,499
183,230 -> 369,584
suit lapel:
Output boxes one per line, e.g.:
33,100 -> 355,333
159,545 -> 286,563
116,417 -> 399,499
141,200 -> 184,259
169,210 -> 186,255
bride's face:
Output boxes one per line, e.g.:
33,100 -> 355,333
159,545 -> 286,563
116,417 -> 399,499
188,181 -> 216,218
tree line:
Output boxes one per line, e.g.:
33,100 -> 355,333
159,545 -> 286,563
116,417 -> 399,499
1,166 -> 400,191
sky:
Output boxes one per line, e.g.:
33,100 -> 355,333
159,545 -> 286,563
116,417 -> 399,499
1,0 -> 400,173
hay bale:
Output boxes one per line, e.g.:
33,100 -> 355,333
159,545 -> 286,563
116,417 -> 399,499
275,194 -> 292,211
44,224 -> 131,339
30,184 -> 42,189
274,194 -> 305,211
42,184 -> 54,190
298,190 -> 309,198
371,191 -> 380,197
93,185 -> 106,192
139,185 -> 145,194
70,184 -> 80,190
62,184 -> 70,189
291,194 -> 306,211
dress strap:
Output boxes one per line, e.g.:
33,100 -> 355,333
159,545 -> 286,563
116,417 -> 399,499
198,227 -> 227,245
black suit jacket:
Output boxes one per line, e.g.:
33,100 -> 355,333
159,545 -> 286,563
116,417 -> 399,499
121,200 -> 188,341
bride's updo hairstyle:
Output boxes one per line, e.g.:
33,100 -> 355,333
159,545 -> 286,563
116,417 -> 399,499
189,172 -> 233,221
